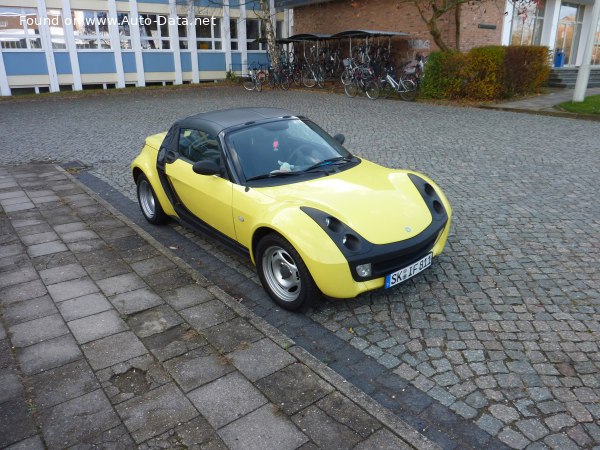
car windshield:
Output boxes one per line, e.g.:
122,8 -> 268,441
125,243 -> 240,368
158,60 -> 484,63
225,118 -> 352,182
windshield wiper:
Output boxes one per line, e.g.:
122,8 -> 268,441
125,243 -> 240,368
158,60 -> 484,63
303,156 -> 353,172
246,171 -> 303,182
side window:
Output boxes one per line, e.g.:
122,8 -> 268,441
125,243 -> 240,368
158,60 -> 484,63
178,128 -> 221,164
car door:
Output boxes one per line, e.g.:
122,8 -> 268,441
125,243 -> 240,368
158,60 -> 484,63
164,127 -> 236,240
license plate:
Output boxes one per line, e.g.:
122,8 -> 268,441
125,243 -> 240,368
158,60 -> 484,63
385,253 -> 432,288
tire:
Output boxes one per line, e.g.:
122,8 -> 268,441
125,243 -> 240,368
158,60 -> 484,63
341,69 -> 352,85
379,79 -> 394,99
255,79 -> 262,92
301,67 -> 316,88
136,174 -> 167,225
399,79 -> 417,101
280,74 -> 290,90
344,80 -> 359,98
242,77 -> 256,91
365,79 -> 380,100
255,233 -> 318,311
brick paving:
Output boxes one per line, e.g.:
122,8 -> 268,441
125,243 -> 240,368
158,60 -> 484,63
1,86 -> 599,449
0,164 -> 431,449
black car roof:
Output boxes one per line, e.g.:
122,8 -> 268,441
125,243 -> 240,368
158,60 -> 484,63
175,107 -> 298,135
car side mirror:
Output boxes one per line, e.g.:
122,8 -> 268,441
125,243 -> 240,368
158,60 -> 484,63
333,133 -> 345,145
192,160 -> 221,176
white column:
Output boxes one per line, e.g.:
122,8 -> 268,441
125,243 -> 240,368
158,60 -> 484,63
129,0 -> 145,86
0,51 -> 11,96
223,0 -> 232,72
288,7 -> 293,35
61,0 -> 81,90
577,3 -> 595,66
574,0 -> 600,101
239,0 -> 248,74
540,0 -> 561,52
107,0 -> 125,88
37,0 -> 60,92
168,0 -> 182,84
188,2 -> 199,83
501,0 -> 513,46
283,8 -> 290,38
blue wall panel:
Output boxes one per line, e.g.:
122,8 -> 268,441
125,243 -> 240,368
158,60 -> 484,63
78,52 -> 116,74
54,52 -> 71,75
142,52 -> 175,72
122,52 -> 136,73
180,52 -> 192,72
231,52 -> 241,69
248,52 -> 269,66
198,52 -> 226,71
3,52 -> 48,76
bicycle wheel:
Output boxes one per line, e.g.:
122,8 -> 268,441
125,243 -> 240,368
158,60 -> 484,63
316,67 -> 325,88
302,67 -> 317,88
379,79 -> 394,99
344,80 -> 359,98
399,79 -> 417,101
365,79 -> 380,100
255,78 -> 262,92
242,76 -> 256,91
280,73 -> 290,90
341,69 -> 352,85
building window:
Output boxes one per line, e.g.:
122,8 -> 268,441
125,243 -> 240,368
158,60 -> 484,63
72,10 -> 111,49
178,15 -> 188,49
196,17 -> 221,50
0,7 -> 42,49
47,9 -> 66,49
230,18 -> 238,50
139,13 -> 170,50
246,18 -> 265,51
276,20 -> 283,40
593,21 -> 600,65
509,2 -> 544,46
118,13 -> 131,49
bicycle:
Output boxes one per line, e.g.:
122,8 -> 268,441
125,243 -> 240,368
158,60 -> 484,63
242,66 -> 262,92
344,65 -> 379,100
378,65 -> 417,101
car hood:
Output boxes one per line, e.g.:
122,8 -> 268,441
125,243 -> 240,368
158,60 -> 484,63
258,160 -> 433,245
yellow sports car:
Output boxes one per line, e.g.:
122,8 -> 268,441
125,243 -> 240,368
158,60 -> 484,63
131,108 -> 451,311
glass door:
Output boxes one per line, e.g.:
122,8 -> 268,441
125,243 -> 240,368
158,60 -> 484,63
555,2 -> 584,66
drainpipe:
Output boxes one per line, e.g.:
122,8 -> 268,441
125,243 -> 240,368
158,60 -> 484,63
573,0 -> 600,102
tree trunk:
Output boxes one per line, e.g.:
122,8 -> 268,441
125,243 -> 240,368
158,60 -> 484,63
455,2 -> 461,51
259,0 -> 280,71
427,18 -> 451,52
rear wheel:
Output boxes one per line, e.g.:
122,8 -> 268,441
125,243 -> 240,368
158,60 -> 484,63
302,67 -> 317,88
242,76 -> 256,91
136,174 -> 167,225
256,234 -> 318,311
399,79 -> 417,101
365,80 -> 380,100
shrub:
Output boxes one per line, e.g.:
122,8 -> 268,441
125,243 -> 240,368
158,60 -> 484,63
504,46 -> 550,97
420,45 -> 550,100
463,46 -> 506,100
419,51 -> 466,99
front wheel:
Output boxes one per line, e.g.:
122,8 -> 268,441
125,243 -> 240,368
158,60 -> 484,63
365,80 -> 380,100
344,80 -> 359,98
136,174 -> 168,225
256,234 -> 318,311
242,76 -> 256,91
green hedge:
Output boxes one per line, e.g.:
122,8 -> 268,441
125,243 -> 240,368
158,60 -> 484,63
420,46 -> 550,101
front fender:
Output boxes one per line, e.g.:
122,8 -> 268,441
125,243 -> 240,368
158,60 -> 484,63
131,148 -> 177,218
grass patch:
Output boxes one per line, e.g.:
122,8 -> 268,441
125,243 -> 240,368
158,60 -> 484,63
556,94 -> 600,115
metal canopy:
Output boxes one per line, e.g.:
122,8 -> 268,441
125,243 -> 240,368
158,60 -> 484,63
287,33 -> 332,41
330,30 -> 409,38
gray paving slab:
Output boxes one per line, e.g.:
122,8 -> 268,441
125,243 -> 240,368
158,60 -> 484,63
115,383 -> 198,443
81,331 -> 147,371
0,368 -> 24,404
16,333 -> 82,375
162,283 -> 215,310
180,299 -> 237,331
0,397 -> 38,448
228,337 -> 296,382
0,280 -> 47,306
46,277 -> 99,302
57,292 -> 113,321
26,240 -> 68,258
38,263 -> 87,285
68,310 -> 129,344
8,313 -> 69,348
204,316 -> 264,354
354,428 -> 413,450
1,295 -> 57,326
39,389 -> 121,448
188,372 -> 269,429
29,359 -> 100,409
164,347 -> 235,392
126,304 -> 183,338
0,266 -> 38,289
292,405 -> 363,450
109,287 -> 164,315
97,273 -> 147,297
218,403 -> 308,450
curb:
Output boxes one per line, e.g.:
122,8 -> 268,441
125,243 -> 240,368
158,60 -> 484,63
57,164 -> 440,450
478,104 -> 600,122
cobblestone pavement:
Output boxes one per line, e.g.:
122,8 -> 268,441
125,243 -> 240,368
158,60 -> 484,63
1,86 -> 599,449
